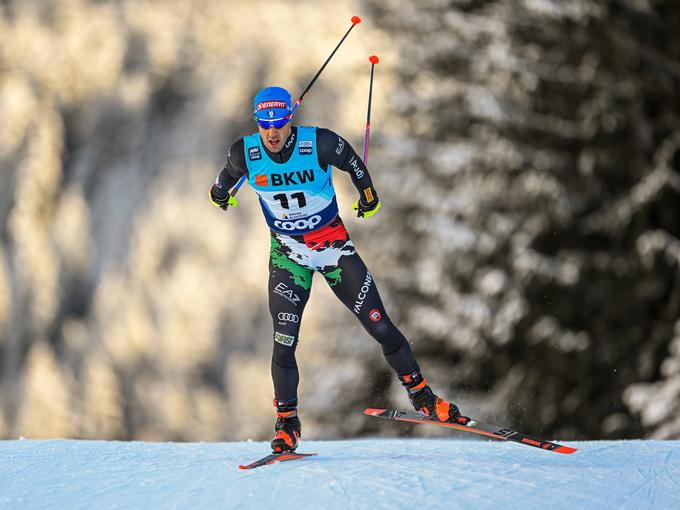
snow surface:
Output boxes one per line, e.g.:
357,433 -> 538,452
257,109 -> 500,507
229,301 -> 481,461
1,438 -> 680,509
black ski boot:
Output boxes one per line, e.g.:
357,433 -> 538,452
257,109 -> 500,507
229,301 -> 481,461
271,399 -> 301,453
399,366 -> 465,424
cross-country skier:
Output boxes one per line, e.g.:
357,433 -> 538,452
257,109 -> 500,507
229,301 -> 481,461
210,86 -> 466,453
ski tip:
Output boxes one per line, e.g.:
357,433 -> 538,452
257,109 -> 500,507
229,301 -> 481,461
364,408 -> 385,416
238,452 -> 317,470
351,15 -> 362,25
369,55 -> 380,64
554,445 -> 577,454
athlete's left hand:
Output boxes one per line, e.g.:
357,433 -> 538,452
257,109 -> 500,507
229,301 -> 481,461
352,197 -> 381,218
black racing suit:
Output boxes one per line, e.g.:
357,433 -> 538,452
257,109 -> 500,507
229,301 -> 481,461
215,127 -> 418,403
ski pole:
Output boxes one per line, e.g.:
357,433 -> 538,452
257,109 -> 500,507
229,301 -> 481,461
362,55 -> 379,164
225,15 -> 363,207
222,180 -> 241,211
290,15 -> 362,116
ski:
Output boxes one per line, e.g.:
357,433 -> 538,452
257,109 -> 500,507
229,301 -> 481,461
364,408 -> 576,454
238,452 -> 317,470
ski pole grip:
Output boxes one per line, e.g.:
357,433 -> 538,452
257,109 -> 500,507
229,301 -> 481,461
224,175 -> 247,210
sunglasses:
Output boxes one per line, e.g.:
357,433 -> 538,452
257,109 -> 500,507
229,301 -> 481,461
253,115 -> 291,130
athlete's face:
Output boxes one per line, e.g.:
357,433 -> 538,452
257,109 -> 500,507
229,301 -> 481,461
258,121 -> 292,153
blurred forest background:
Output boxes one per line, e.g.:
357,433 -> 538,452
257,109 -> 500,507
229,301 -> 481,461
1,0 -> 679,442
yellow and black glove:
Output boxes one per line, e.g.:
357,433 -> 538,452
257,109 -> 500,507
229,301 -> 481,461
209,186 -> 237,210
352,186 -> 381,218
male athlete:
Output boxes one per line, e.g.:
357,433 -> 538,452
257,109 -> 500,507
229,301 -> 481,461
210,87 -> 464,453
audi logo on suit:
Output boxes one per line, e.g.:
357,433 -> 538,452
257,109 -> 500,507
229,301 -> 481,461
278,313 -> 299,323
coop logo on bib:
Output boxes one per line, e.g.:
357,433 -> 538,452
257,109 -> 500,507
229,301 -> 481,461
274,215 -> 322,231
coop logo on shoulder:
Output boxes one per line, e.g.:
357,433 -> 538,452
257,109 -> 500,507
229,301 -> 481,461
298,140 -> 313,155
273,215 -> 322,231
248,146 -> 262,161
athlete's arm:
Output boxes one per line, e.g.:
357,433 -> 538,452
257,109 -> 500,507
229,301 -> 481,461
316,128 -> 379,207
210,138 -> 248,207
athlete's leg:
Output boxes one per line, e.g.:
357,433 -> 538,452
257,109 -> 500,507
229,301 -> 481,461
268,233 -> 313,403
321,249 -> 417,376
311,221 -> 463,423
322,250 -> 464,422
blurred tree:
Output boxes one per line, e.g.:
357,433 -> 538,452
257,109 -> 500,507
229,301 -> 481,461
361,0 -> 680,439
0,0 -> 376,441
2,0 -> 679,442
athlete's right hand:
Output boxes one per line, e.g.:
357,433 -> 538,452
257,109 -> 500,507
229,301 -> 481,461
209,186 -> 237,210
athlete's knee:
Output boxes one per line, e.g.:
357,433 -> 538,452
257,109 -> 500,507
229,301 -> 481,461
366,319 -> 391,340
270,310 -> 302,341
360,311 -> 395,342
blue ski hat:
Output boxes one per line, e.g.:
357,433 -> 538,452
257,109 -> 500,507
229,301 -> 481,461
253,86 -> 293,121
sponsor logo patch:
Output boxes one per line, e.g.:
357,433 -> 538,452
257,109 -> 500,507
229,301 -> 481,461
274,283 -> 301,304
349,156 -> 364,179
255,174 -> 269,186
283,211 -> 305,220
257,100 -> 287,110
369,309 -> 382,322
274,332 -> 295,346
298,140 -> 313,155
270,170 -> 315,186
335,137 -> 345,155
363,187 -> 374,203
284,131 -> 297,150
274,215 -> 322,231
248,146 -> 262,161
278,312 -> 299,324
353,271 -> 373,314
